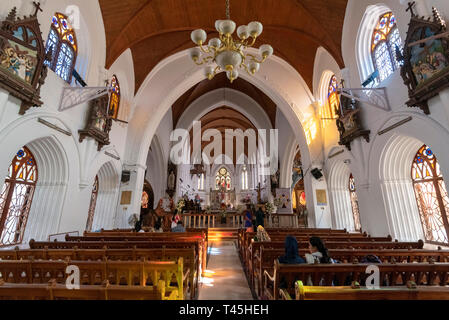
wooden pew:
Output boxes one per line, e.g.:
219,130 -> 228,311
253,247 -> 449,298
243,239 -> 424,274
244,240 -> 424,282
0,258 -> 189,300
278,280 -> 449,300
0,247 -> 200,299
29,239 -> 207,278
0,280 -> 178,300
263,261 -> 449,300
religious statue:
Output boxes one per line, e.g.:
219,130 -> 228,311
270,169 -> 280,197
168,171 -> 175,190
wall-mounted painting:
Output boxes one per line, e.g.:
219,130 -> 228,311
0,6 -> 47,114
399,7 -> 449,114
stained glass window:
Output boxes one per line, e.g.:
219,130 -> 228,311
348,174 -> 362,232
371,12 -> 402,84
412,145 -> 449,245
241,166 -> 249,190
85,176 -> 99,232
0,147 -> 37,246
44,13 -> 77,83
109,75 -> 120,119
216,168 -> 231,191
327,75 -> 340,119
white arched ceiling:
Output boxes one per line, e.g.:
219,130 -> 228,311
176,88 -> 273,133
313,47 -> 342,105
123,49 -> 316,218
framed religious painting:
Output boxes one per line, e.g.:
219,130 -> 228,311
399,7 -> 449,114
335,95 -> 370,151
276,188 -> 293,213
0,5 -> 48,114
78,93 -> 112,151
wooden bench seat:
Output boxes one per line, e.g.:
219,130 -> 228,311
0,280 -> 178,300
0,257 -> 188,300
0,247 -> 200,299
263,261 -> 449,300
278,281 -> 449,300
252,247 -> 449,298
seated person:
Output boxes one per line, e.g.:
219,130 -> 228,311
279,236 -> 305,264
154,218 -> 163,233
172,220 -> 186,233
305,236 -> 333,264
171,210 -> 181,229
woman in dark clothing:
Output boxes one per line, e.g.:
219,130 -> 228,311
279,236 -> 306,264
255,206 -> 265,228
244,205 -> 253,231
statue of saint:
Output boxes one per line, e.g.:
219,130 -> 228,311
168,171 -> 175,190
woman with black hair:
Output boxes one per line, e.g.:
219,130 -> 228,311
305,236 -> 333,264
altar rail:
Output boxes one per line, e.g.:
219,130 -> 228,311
182,213 -> 299,229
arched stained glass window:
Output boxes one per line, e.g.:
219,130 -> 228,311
241,166 -> 249,190
109,75 -> 120,119
85,176 -> 99,232
349,174 -> 362,232
412,145 -> 449,245
216,167 -> 231,191
371,12 -> 402,83
327,75 -> 340,119
44,13 -> 77,83
0,147 -> 37,246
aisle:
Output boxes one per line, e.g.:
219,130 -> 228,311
198,240 -> 254,300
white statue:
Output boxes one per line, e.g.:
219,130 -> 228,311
168,171 -> 175,190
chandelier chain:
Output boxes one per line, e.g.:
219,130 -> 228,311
226,0 -> 230,20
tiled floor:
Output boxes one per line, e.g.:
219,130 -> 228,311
198,240 -> 254,300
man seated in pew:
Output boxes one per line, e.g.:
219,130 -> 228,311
305,237 -> 333,264
172,220 -> 186,233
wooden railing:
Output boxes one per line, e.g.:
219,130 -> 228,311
266,214 -> 299,228
182,213 -> 245,228
182,213 -> 300,229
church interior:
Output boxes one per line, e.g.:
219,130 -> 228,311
0,0 -> 449,302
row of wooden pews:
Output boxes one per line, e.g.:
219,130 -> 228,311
0,230 -> 208,300
238,228 -> 449,300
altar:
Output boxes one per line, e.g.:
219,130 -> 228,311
210,188 -> 236,210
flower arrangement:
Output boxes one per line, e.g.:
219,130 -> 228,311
176,199 -> 185,213
273,197 -> 282,208
205,206 -> 212,214
265,202 -> 275,214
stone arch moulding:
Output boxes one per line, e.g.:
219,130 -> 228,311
92,161 -> 121,231
355,3 -> 394,84
123,49 -> 316,223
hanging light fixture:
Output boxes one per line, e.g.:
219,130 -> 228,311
189,0 -> 273,83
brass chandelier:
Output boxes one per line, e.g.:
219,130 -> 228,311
189,0 -> 273,83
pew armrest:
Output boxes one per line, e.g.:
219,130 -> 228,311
183,268 -> 191,283
279,289 -> 292,300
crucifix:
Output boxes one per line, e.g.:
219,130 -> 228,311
406,1 -> 416,17
256,182 -> 266,204
32,1 -> 43,17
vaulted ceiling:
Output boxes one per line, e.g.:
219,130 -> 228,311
189,107 -> 258,162
172,72 -> 277,129
98,0 -> 348,93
